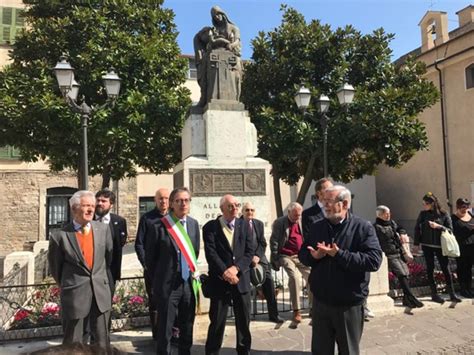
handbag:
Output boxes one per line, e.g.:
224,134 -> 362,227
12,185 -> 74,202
440,229 -> 460,258
398,233 -> 414,263
200,273 -> 211,298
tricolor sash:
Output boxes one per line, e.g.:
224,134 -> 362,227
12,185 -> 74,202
162,214 -> 201,301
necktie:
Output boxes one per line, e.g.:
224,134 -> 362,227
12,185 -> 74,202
81,224 -> 90,235
227,222 -> 234,231
180,220 -> 190,281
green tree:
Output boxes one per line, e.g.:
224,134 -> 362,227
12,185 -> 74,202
242,6 -> 438,215
0,0 -> 190,188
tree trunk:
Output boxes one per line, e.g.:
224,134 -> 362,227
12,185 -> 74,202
273,174 -> 283,217
296,153 -> 317,205
101,167 -> 111,189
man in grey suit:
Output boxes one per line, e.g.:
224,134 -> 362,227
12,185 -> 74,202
147,187 -> 200,355
48,190 -> 113,347
270,202 -> 311,324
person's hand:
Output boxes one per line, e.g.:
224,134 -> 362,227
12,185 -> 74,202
307,246 -> 326,260
223,265 -> 239,282
428,221 -> 442,229
251,256 -> 260,266
399,233 -> 410,244
228,275 -> 239,285
316,241 -> 339,257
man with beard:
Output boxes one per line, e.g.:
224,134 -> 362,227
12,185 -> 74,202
299,185 -> 382,355
95,189 -> 128,293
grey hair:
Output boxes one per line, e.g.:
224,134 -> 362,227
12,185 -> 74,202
69,190 -> 95,209
325,185 -> 352,208
219,194 -> 237,208
376,205 -> 390,217
242,201 -> 254,210
287,202 -> 303,213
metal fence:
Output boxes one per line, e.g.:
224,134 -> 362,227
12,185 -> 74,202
0,257 -> 462,341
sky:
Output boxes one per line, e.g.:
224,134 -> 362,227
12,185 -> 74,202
163,0 -> 471,60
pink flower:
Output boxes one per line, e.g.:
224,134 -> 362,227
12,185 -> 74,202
41,302 -> 60,315
128,296 -> 144,305
388,272 -> 396,281
50,287 -> 60,298
112,295 -> 120,304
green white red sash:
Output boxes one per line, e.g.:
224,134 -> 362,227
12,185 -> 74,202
162,213 -> 201,301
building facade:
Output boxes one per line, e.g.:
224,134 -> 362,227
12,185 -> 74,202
376,5 -> 474,231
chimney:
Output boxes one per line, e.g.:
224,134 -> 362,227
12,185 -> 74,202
419,11 -> 449,53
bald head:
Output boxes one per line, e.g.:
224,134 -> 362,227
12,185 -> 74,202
155,188 -> 170,214
220,194 -> 241,221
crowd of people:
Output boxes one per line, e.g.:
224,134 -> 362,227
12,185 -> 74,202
47,181 -> 473,354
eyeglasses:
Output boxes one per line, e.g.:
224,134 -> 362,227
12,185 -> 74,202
227,203 -> 241,210
244,208 -> 255,212
323,198 -> 342,205
459,204 -> 471,209
174,198 -> 191,205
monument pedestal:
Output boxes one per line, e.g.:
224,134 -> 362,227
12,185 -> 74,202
367,256 -> 396,316
175,101 -> 272,313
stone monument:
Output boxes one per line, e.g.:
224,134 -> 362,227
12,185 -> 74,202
174,6 -> 272,264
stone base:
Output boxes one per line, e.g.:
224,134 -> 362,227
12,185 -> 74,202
366,255 -> 396,316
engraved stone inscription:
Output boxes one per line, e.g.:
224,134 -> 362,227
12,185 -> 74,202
190,169 -> 265,196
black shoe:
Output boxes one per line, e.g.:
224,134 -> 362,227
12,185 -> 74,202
269,315 -> 284,324
449,293 -> 462,303
431,293 -> 445,304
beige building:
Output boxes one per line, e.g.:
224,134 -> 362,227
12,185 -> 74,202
376,5 -> 474,231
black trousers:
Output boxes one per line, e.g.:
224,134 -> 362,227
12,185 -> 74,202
312,300 -> 364,355
422,245 -> 455,293
456,244 -> 474,287
155,276 -> 195,355
260,265 -> 279,318
205,287 -> 251,355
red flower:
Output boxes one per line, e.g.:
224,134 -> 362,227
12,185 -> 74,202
14,309 -> 31,322
50,287 -> 60,298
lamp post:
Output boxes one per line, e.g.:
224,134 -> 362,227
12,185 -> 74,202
295,83 -> 354,177
53,56 -> 121,190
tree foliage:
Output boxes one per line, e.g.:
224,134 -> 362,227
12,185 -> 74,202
241,6 -> 439,206
0,0 -> 190,187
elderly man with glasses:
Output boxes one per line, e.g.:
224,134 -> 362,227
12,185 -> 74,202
203,194 -> 254,355
241,201 -> 284,323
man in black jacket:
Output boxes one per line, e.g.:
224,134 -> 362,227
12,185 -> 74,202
241,202 -> 283,323
302,177 -> 333,238
299,185 -> 382,355
204,194 -> 254,355
95,189 -> 128,291
134,187 -> 169,339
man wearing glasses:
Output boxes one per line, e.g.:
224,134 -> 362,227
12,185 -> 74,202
241,202 -> 283,323
299,185 -> 382,355
147,187 -> 200,355
204,194 -> 254,355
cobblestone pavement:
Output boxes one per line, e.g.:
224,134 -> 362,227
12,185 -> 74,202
2,297 -> 472,354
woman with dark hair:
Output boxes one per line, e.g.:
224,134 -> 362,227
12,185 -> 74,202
451,198 -> 474,298
414,192 -> 461,303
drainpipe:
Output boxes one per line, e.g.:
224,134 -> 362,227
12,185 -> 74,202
434,59 -> 452,213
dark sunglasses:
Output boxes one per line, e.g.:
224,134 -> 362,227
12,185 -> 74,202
244,208 -> 255,212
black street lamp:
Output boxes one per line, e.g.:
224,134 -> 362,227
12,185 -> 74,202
295,84 -> 354,177
53,56 -> 121,190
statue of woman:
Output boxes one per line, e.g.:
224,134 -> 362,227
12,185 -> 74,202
193,6 -> 242,107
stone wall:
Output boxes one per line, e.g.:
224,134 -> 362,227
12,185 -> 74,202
0,170 -> 138,256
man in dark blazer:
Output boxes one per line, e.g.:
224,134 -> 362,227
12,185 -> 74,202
147,187 -> 200,355
204,194 -> 254,355
241,201 -> 283,323
302,178 -> 333,238
134,187 -> 169,338
48,190 -> 113,347
95,189 -> 128,291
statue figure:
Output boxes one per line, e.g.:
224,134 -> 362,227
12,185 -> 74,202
193,6 -> 242,108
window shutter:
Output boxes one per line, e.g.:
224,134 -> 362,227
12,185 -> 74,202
0,146 -> 10,158
0,7 -> 24,44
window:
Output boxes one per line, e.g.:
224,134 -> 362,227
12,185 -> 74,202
0,146 -> 20,160
46,187 -> 78,239
466,64 -> 474,90
0,7 -> 25,45
188,58 -> 197,79
139,197 -> 155,218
